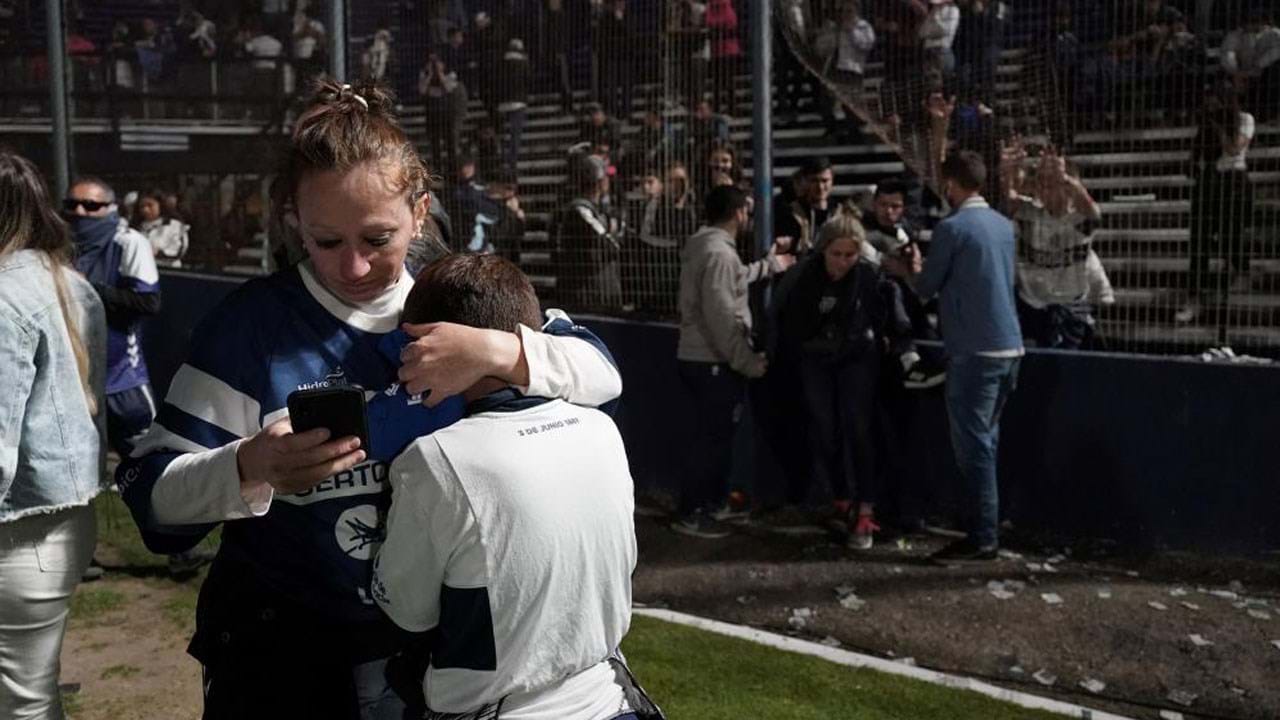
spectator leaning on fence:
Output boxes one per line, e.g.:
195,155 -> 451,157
673,186 -> 795,539
893,150 -> 1022,562
775,156 -> 840,255
999,140 -> 1114,349
373,253 -> 650,720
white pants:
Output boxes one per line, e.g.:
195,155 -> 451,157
0,505 -> 96,720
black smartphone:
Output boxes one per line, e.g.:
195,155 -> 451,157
286,386 -> 371,453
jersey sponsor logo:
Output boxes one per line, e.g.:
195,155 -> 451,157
274,460 -> 388,506
335,503 -> 382,561
296,366 -> 347,391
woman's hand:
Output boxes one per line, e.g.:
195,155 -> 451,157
398,322 -> 529,403
236,418 -> 365,496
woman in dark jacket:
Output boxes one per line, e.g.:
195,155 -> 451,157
774,212 -> 916,550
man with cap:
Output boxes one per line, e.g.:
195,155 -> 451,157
554,154 -> 623,311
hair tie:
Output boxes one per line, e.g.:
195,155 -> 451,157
340,83 -> 370,111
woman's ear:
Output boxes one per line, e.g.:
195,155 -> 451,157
413,192 -> 430,233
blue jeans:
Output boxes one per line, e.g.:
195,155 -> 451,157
944,355 -> 1020,548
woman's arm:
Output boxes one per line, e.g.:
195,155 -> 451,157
398,314 -> 623,407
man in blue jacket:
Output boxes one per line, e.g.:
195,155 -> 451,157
907,150 -> 1022,562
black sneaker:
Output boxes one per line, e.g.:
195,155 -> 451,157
929,538 -> 998,563
904,357 -> 946,389
670,514 -> 732,539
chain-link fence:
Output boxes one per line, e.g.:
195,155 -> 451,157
3,0 -> 1277,356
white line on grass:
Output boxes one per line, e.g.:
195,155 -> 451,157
633,607 -> 1134,720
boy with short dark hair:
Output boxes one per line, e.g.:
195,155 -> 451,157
373,254 -> 645,719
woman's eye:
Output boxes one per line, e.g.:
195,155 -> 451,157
366,235 -> 393,247
314,238 -> 341,250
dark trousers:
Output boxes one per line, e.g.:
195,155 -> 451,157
1189,169 -> 1253,298
677,360 -> 745,516
500,108 -> 527,172
944,354 -> 1020,548
798,354 -> 879,506
106,384 -> 156,458
598,56 -> 632,118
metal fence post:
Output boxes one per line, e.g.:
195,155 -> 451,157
330,0 -> 347,82
46,0 -> 71,197
751,0 -> 773,258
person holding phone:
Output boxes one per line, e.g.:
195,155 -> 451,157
116,78 -> 623,720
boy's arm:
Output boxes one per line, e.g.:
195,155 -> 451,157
373,439 -> 471,633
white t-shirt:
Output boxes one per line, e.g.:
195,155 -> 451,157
245,34 -> 283,70
373,397 -> 637,719
1013,196 -> 1114,309
292,17 -> 325,59
1217,111 -> 1255,173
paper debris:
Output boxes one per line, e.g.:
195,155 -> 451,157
1009,665 -> 1025,675
1125,570 -> 1140,577
1188,634 -> 1213,647
1079,678 -> 1106,694
991,589 -> 1016,600
1180,601 -> 1201,611
735,595 -> 756,605
1148,601 -> 1169,611
1032,669 -> 1057,686
1169,587 -> 1188,597
819,636 -> 841,647
787,607 -> 813,630
997,549 -> 1023,560
839,593 -> 867,611
834,583 -> 857,598
1047,554 -> 1066,564
895,657 -> 917,666
1041,593 -> 1064,605
1158,712 -> 1185,720
1209,590 -> 1239,600
1271,640 -> 1280,651
1097,589 -> 1113,600
1167,689 -> 1198,707
1247,609 -> 1272,621
1229,580 -> 1245,593
1026,562 -> 1044,572
891,566 -> 904,574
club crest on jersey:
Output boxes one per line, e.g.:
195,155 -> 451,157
335,504 -> 383,560
297,366 -> 347,391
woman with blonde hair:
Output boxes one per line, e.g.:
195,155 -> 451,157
774,211 -> 916,550
0,151 -> 106,718
117,78 -> 622,719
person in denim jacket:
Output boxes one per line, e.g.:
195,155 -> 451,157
0,151 -> 107,719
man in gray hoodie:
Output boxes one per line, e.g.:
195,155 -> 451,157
674,186 -> 793,538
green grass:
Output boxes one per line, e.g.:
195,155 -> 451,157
94,491 -> 221,569
620,615 -> 1065,720
68,587 -> 126,624
100,664 -> 140,680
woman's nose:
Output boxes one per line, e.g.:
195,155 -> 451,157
339,246 -> 371,281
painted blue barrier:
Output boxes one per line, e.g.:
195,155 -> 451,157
143,273 -> 1280,552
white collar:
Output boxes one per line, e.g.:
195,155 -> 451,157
298,260 -> 412,334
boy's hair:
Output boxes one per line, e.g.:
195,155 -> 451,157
941,150 -> 987,191
705,185 -> 748,224
403,254 -> 542,332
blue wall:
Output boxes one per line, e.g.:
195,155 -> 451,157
145,273 -> 1280,552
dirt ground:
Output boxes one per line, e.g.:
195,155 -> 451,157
61,515 -> 1279,720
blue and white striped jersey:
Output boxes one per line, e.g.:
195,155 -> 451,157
117,260 -> 620,632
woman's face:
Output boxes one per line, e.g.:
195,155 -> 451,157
823,236 -> 861,281
666,168 -> 687,196
139,197 -> 162,222
295,160 -> 425,305
708,150 -> 734,175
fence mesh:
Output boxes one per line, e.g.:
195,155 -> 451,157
1,0 -> 1277,356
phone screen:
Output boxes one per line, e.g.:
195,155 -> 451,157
286,386 -> 371,454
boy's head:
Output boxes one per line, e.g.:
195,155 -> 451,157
403,254 -> 542,333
